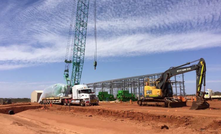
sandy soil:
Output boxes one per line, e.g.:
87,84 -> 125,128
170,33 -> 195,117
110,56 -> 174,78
0,101 -> 220,134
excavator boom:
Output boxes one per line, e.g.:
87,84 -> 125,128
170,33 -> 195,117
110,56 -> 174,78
138,58 -> 209,110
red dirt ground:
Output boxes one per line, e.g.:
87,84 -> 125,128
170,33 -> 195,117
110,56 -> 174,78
0,100 -> 220,134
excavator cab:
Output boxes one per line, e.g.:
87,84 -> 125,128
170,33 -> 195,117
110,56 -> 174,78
144,78 -> 163,98
144,79 -> 173,98
162,82 -> 173,97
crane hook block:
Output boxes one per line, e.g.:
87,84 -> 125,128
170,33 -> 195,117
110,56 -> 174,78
94,61 -> 97,70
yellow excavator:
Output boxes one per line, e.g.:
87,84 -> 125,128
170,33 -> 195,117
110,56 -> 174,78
137,58 -> 209,110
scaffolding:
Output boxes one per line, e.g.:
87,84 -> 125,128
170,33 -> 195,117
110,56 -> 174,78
87,73 -> 185,99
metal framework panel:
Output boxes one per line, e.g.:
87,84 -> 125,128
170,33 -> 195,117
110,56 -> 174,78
87,73 -> 185,99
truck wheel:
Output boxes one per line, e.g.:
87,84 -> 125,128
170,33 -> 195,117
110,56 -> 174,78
137,100 -> 142,106
63,102 -> 67,106
80,101 -> 85,107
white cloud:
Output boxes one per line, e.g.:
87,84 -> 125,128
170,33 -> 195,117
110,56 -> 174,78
85,32 -> 221,58
1,31 -> 221,70
88,0 -> 221,33
0,64 -> 30,70
0,34 -> 66,64
1,0 -> 221,70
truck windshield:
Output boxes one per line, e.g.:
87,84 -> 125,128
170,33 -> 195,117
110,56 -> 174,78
79,89 -> 92,93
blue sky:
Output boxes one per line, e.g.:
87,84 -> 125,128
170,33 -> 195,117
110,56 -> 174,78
0,0 -> 221,98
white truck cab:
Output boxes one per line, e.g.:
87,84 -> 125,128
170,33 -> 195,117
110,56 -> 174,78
204,89 -> 221,100
71,85 -> 99,106
204,89 -> 212,99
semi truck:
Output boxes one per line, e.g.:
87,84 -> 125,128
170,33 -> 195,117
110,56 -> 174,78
41,85 -> 99,106
204,89 -> 221,100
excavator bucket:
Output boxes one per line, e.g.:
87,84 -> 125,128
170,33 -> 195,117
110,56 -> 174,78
190,99 -> 210,110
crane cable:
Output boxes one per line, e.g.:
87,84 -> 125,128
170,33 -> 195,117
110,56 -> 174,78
64,0 -> 76,84
93,0 -> 97,70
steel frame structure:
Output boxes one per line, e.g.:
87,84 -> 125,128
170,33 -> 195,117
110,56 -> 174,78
87,73 -> 185,99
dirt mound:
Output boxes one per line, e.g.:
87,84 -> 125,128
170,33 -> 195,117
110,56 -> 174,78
0,104 -> 42,114
0,103 -> 31,107
51,106 -> 192,127
206,120 -> 221,130
37,102 -> 221,133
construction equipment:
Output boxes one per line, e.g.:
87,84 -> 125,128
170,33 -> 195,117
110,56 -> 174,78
40,85 -> 99,106
204,89 -> 221,100
64,0 -> 97,87
137,58 -> 210,110
64,0 -> 91,86
62,0 -> 98,100
117,90 -> 137,102
39,0 -> 99,106
98,92 -> 115,101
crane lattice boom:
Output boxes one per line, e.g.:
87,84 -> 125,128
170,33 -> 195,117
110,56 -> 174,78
64,0 -> 90,86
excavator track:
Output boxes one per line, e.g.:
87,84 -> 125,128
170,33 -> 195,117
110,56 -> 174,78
137,97 -> 187,108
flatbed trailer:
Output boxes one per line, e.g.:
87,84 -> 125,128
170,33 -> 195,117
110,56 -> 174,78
204,89 -> 221,100
40,85 -> 99,106
41,96 -> 69,104
205,96 -> 221,100
41,96 -> 99,106
137,97 -> 187,108
211,96 -> 221,100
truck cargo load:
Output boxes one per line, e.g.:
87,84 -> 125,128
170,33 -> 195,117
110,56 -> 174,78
38,83 -> 67,103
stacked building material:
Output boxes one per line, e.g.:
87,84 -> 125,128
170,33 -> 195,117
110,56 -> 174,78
116,90 -> 136,102
98,92 -> 115,101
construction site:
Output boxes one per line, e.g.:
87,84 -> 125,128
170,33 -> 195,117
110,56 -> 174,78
0,100 -> 221,134
1,0 -> 221,134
